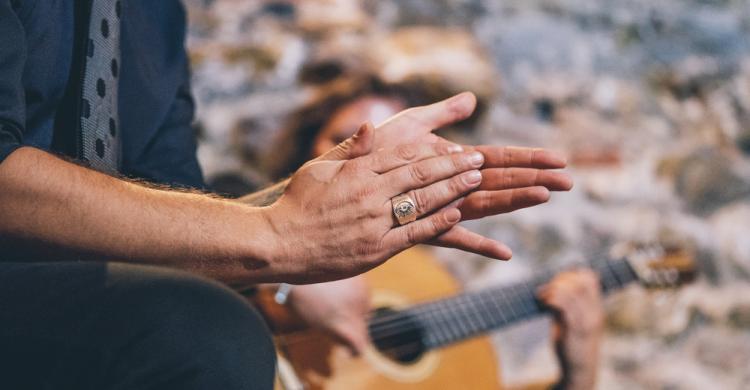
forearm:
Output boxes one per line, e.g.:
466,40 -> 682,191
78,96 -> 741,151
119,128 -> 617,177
554,367 -> 598,390
0,147 -> 281,283
553,341 -> 600,390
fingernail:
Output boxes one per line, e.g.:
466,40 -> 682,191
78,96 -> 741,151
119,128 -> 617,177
445,208 -> 461,223
447,144 -> 464,153
468,152 -> 484,167
354,122 -> 371,138
463,170 -> 482,185
549,151 -> 567,166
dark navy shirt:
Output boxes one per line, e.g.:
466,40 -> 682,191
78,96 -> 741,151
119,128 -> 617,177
0,0 -> 204,188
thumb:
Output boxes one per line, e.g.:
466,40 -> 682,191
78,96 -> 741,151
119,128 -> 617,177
330,318 -> 369,357
319,122 -> 375,161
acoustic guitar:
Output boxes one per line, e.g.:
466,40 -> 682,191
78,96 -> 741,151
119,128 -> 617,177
253,245 -> 696,390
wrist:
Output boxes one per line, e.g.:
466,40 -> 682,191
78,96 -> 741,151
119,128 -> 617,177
214,203 -> 287,284
251,204 -> 294,280
556,346 -> 599,390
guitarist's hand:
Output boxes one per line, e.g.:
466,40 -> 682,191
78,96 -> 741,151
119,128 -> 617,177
537,270 -> 604,390
287,276 -> 370,356
323,92 -> 573,260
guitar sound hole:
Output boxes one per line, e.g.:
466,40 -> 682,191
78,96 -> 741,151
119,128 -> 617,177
369,307 -> 427,364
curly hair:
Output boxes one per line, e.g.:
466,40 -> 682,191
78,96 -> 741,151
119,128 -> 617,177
267,74 -> 487,180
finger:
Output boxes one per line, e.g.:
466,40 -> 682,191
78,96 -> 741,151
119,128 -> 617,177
542,289 -> 592,333
331,319 -> 369,357
459,186 -> 551,220
404,171 -> 482,220
319,122 -> 375,161
567,295 -> 592,332
479,168 -> 573,192
382,92 -> 477,133
429,226 -> 512,260
541,291 -> 568,312
356,142 -> 464,174
473,145 -> 567,169
550,322 -> 564,343
563,273 -> 597,300
579,270 -> 602,298
538,281 -> 575,307
382,151 -> 485,196
383,208 -> 462,254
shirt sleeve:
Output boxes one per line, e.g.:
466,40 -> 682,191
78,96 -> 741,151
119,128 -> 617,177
0,0 -> 27,165
125,61 -> 206,190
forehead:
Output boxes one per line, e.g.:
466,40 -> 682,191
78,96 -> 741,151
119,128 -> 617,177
322,96 -> 405,136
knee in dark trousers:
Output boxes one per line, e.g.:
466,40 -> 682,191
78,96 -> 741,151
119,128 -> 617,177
100,264 -> 277,390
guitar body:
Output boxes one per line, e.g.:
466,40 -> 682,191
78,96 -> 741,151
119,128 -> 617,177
265,244 -> 696,390
274,247 -> 501,390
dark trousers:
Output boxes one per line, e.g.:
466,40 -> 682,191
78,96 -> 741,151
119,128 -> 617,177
0,262 -> 276,390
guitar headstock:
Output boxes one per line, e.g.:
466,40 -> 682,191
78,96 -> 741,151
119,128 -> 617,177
614,244 -> 698,289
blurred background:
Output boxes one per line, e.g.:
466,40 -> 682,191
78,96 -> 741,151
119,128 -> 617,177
183,1 -> 750,388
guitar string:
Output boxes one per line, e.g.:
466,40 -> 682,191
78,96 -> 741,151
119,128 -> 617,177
366,266 -> 563,338
365,257 -> 638,346
368,287 -> 539,346
368,284 -> 541,344
367,289 -> 539,352
367,275 -> 554,344
366,254 -> 634,333
367,269 -> 552,330
273,258 -> 641,359
367,263 -> 634,347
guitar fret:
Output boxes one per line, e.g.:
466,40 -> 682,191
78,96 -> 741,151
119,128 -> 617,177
523,281 -> 541,312
443,300 -> 467,344
499,288 -> 518,319
614,260 -> 637,285
453,296 -> 472,340
412,257 -> 645,350
508,285 -> 532,320
481,290 -> 506,328
462,294 -> 486,334
419,304 -> 450,348
438,304 -> 458,346
486,288 -> 509,326
597,260 -> 619,292
471,292 -> 494,331
476,292 -> 495,331
606,259 -> 626,288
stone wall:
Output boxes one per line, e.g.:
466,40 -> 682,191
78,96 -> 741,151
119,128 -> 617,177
184,1 -> 750,388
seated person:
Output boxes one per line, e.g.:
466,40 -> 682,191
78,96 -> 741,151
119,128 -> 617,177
0,4 -> 573,390
266,81 -> 603,390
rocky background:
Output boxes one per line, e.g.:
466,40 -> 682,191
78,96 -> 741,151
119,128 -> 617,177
184,1 -> 750,389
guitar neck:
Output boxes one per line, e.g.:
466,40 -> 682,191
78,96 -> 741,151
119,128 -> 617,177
371,256 -> 638,351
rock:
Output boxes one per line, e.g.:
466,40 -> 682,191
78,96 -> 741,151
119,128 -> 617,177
296,0 -> 369,32
671,148 -> 750,215
182,1 -> 750,388
370,27 -> 500,101
710,203 -> 750,279
728,304 -> 750,329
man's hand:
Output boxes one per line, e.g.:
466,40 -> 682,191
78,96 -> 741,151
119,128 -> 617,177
537,270 -> 604,390
323,92 -> 573,260
287,276 -> 370,356
263,123 -> 488,283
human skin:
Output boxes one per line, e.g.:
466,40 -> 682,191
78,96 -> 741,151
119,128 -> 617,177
243,93 -> 573,259
0,135 -> 478,284
289,97 -> 603,390
538,270 -> 605,390
0,93 -> 568,285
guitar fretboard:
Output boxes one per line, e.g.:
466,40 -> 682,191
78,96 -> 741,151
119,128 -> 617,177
368,256 -> 637,351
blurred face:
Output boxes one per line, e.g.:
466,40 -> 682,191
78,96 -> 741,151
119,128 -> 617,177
311,96 -> 405,158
